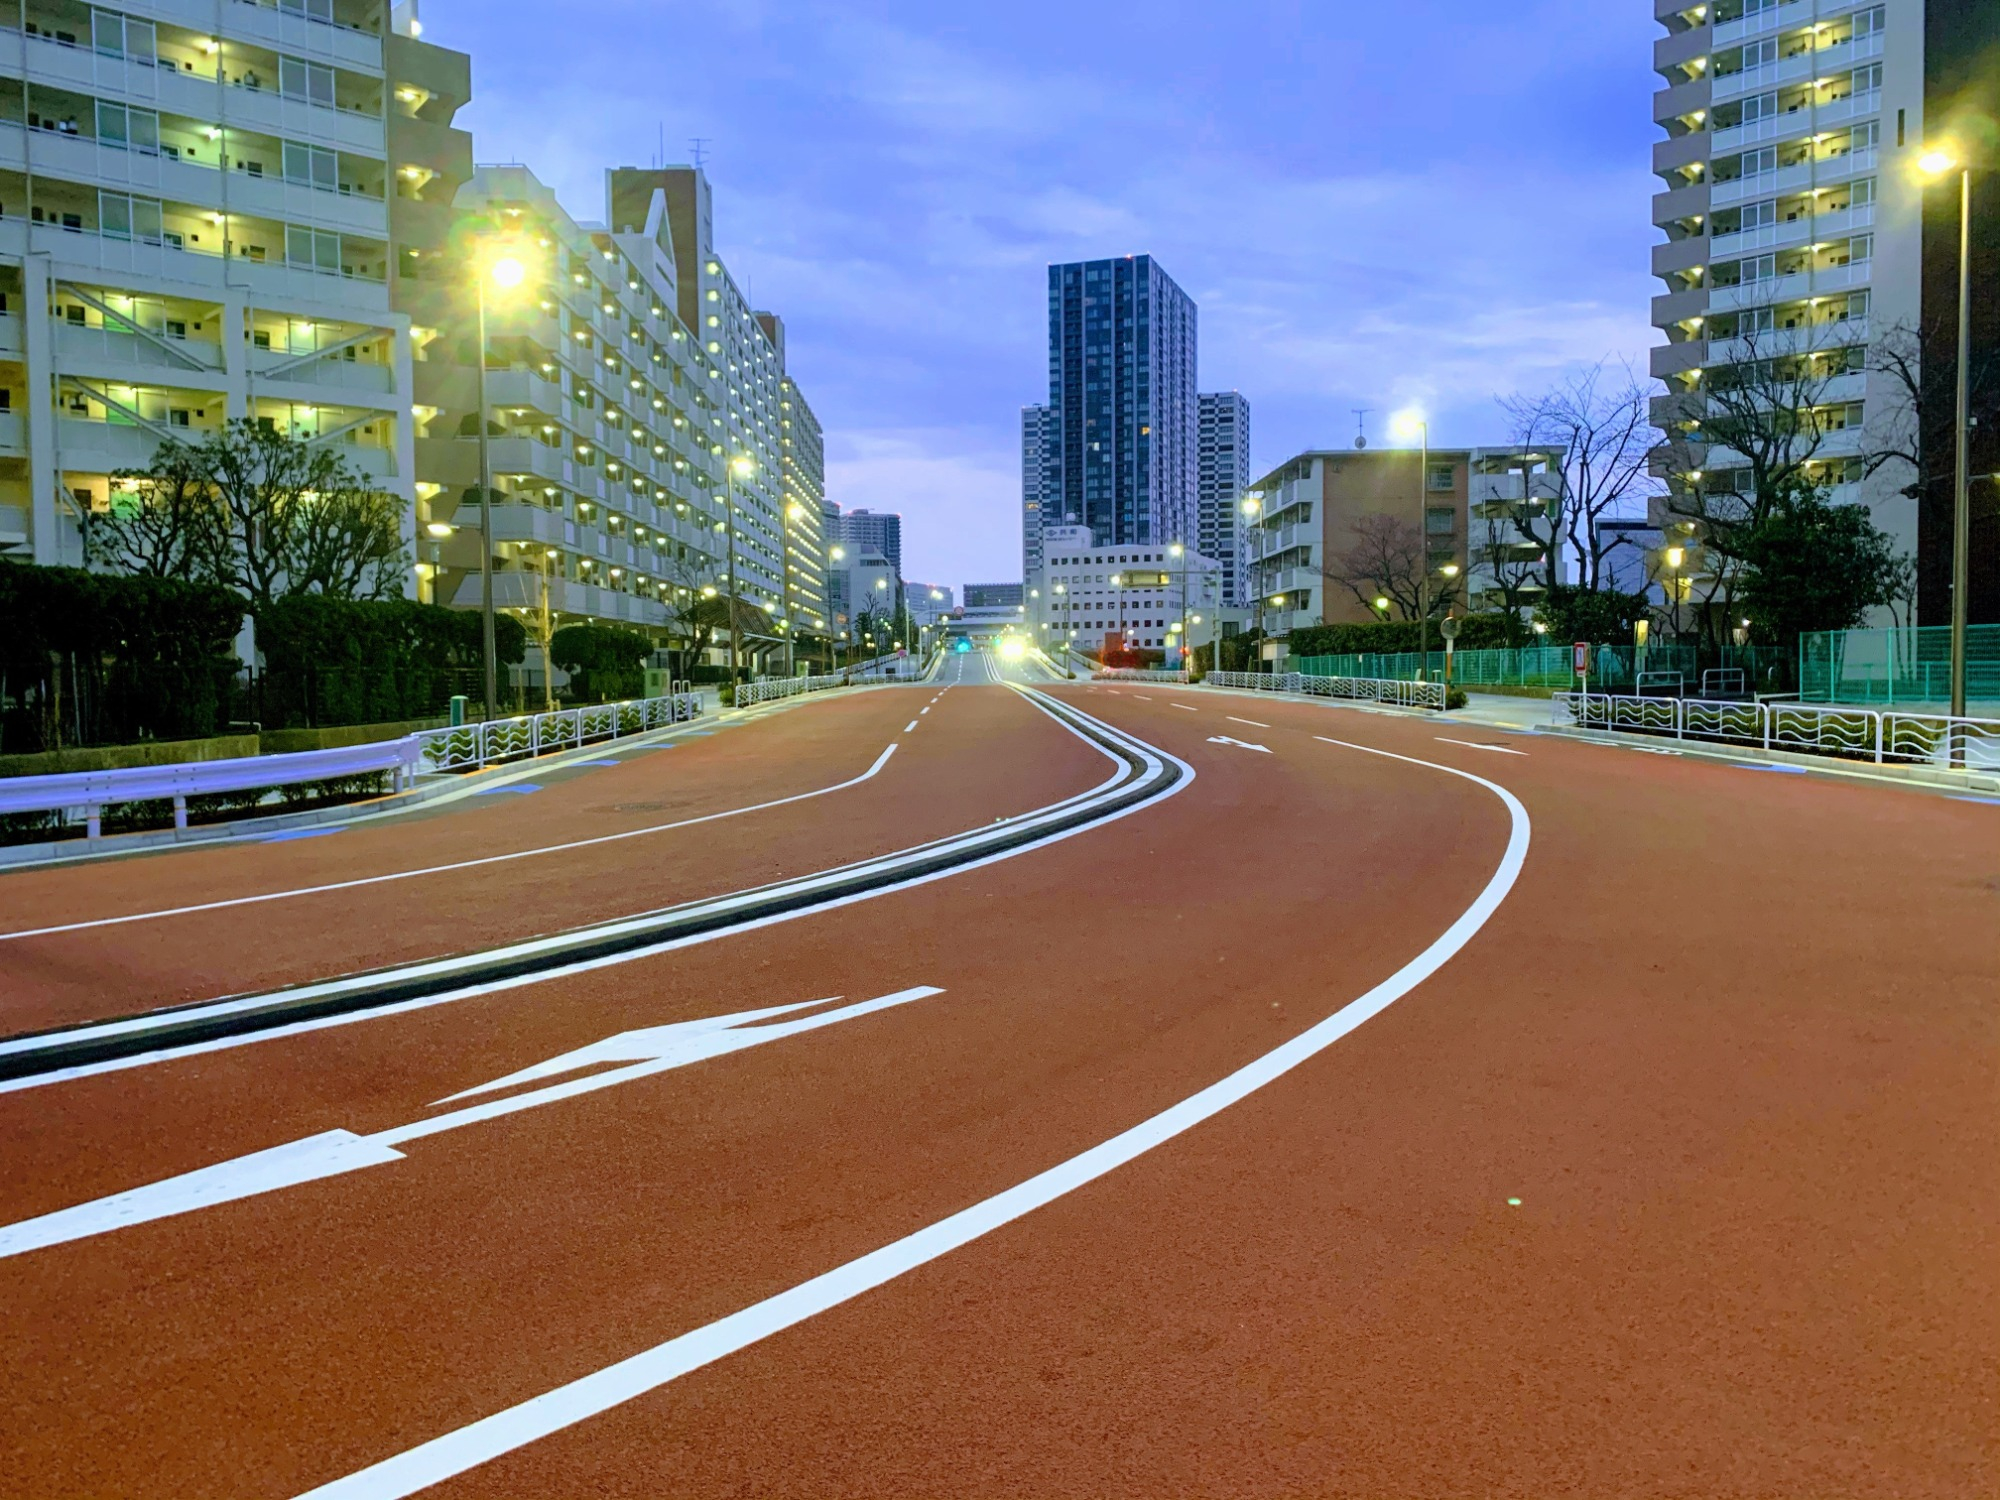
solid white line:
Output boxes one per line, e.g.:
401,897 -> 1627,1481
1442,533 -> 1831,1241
291,739 -> 1525,1500
1227,717 -> 1270,729
0,744 -> 904,943
3,692 -> 1181,1092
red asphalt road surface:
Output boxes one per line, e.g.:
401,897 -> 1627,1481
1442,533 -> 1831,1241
0,681 -> 1108,1035
0,673 -> 1993,1497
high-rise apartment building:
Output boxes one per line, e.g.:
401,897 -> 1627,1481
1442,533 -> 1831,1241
1020,401 -> 1053,585
835,507 -> 900,577
1651,0 -> 2000,623
1,0 -> 417,570
1045,255 -> 1197,550
765,316 -> 829,655
1197,391 -> 1250,604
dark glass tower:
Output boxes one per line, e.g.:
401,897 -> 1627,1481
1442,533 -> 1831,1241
1047,256 -> 1198,549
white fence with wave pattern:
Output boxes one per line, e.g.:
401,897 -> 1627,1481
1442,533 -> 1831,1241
1554,692 -> 2000,768
1205,671 -> 1447,710
413,693 -> 704,773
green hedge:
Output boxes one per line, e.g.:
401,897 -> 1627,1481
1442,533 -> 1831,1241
256,595 -> 525,729
1284,614 -> 1518,657
0,562 -> 245,754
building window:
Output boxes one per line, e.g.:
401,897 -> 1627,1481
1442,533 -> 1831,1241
1425,507 -> 1456,535
1426,463 -> 1455,492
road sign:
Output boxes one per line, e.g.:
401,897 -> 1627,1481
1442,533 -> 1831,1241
1573,642 -> 1592,676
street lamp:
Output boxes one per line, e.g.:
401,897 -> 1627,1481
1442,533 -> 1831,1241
473,243 -> 535,720
1917,144 -> 1978,721
723,453 -> 754,683
1240,496 -> 1263,671
1391,408 -> 1436,679
782,500 -> 806,677
1665,544 -> 1686,640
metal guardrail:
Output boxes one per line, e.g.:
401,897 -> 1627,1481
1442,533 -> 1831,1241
1206,671 -> 1447,711
1095,668 -> 1189,683
0,738 -> 421,839
412,693 -> 704,773
1554,691 -> 2000,768
735,673 -> 850,708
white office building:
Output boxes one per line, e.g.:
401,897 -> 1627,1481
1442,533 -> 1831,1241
1039,522 -> 1219,663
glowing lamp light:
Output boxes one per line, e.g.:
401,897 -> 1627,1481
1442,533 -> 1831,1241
488,255 -> 526,290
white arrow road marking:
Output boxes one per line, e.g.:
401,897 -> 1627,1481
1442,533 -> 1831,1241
1435,737 -> 1529,756
1207,736 -> 1272,754
0,987 -> 945,1261
1226,717 -> 1270,728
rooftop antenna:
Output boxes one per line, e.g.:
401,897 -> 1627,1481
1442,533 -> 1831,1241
1352,407 -> 1372,451
689,137 -> 711,171
656,121 -> 664,169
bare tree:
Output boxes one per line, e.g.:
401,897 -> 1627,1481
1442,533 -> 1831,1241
1323,513 -> 1457,620
86,439 -> 218,578
1477,504 -> 1542,640
1500,359 -> 1661,591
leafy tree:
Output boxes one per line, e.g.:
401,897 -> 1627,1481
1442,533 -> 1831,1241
1734,485 -> 1904,656
89,421 -> 408,609
550,623 -> 650,703
1533,584 -> 1652,644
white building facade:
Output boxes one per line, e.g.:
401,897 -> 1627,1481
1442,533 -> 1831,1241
1,0 -> 416,569
1038,522 -> 1220,664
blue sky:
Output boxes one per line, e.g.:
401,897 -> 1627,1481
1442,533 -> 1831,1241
442,0 -> 1663,591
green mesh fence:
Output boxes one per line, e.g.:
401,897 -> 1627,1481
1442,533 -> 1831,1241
1799,626 -> 2000,711
1296,643 -> 1698,692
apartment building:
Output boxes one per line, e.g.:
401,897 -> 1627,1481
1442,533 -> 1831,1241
1,0 -> 416,568
771,349 -> 829,654
834,506 -> 900,577
1019,400 -> 1052,584
1651,0 -> 2000,622
1197,390 -> 1250,605
1242,446 -> 1565,643
1045,255 -> 1198,550
1039,522 -> 1219,661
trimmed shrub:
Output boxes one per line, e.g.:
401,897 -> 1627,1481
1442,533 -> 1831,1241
1285,614 -> 1517,658
549,623 -> 650,703
255,595 -> 525,729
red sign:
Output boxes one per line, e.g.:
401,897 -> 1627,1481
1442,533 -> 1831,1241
1573,642 -> 1592,675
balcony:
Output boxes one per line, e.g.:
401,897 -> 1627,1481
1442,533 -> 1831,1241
485,435 -> 576,487
1713,0 -> 1813,46
1711,48 -> 1816,104
1653,180 -> 1711,225
0,220 -> 388,312
1712,159 -> 1813,207
249,347 -> 396,397
484,504 -> 575,549
54,320 -> 227,378
0,413 -> 25,455
1711,199 -> 1877,259
1652,286 -> 1711,326
1469,472 -> 1562,507
1708,316 -> 1869,363
1652,340 -> 1709,379
484,367 -> 567,419
215,0 -> 386,73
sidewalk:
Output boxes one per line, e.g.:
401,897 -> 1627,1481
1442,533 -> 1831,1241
1448,692 -> 1558,730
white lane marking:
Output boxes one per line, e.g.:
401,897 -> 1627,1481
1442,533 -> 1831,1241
292,741 -> 1526,1500
1226,717 -> 1270,729
1207,736 -> 1271,754
3,691 -> 1180,1092
0,990 -> 943,1261
920,707 -> 930,716
1132,695 -> 1152,701
0,744 -> 903,944
904,720 -> 919,733
1170,704 -> 1197,713
1435,738 -> 1529,757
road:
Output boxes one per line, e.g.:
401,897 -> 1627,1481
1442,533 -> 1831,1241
0,653 -> 1991,1498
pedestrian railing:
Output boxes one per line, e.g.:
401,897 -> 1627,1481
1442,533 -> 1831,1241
1555,691 -> 2000,768
412,693 -> 703,773
1095,668 -> 1189,683
0,738 -> 422,840
736,673 -> 849,708
1206,671 -> 1446,710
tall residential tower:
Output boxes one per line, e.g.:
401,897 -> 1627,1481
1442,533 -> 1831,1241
1197,391 -> 1250,605
1045,255 -> 1197,550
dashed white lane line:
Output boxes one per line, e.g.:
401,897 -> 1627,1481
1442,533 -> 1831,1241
0,744 -> 904,944
1435,738 -> 1529,757
920,707 -> 930,716
1170,703 -> 1197,712
1226,717 -> 1270,729
904,721 -> 919,733
1133,695 -> 1153,701
293,739 -> 1528,1500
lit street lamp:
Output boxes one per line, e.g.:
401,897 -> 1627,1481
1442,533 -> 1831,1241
1917,145 -> 1979,722
474,245 -> 533,719
723,453 -> 755,683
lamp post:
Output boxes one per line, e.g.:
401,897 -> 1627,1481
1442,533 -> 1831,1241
1391,410 -> 1433,679
1240,495 -> 1262,673
1917,147 -> 1977,721
1665,544 -> 1685,641
722,453 -> 755,684
474,249 -> 529,721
